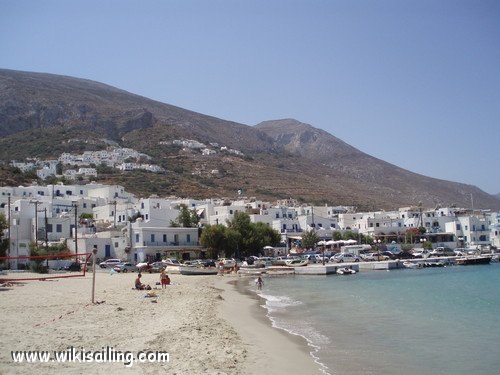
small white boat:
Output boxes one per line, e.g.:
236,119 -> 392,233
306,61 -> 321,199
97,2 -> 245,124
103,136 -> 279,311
178,265 -> 218,275
336,267 -> 356,275
284,259 -> 308,267
403,261 -> 422,269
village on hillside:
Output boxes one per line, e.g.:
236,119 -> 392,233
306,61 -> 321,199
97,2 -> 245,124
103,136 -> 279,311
8,139 -> 244,181
0,181 -> 498,269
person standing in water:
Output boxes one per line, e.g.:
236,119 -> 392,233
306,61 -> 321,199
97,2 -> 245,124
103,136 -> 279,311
256,276 -> 264,290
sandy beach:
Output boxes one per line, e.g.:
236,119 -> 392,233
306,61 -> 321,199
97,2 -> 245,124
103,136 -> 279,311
0,270 -> 320,374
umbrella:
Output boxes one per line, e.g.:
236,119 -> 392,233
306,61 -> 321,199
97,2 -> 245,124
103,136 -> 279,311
317,240 -> 326,246
345,239 -> 357,244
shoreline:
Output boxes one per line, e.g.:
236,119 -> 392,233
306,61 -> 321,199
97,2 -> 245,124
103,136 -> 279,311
215,276 -> 324,375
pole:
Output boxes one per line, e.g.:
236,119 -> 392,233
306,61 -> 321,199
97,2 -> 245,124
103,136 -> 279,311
7,196 -> 11,269
92,245 -> 97,304
74,203 -> 78,254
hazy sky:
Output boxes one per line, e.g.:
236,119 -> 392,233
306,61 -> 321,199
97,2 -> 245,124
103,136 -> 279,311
1,0 -> 499,194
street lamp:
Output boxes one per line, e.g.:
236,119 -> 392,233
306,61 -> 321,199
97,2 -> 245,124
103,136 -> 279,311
375,239 -> 382,260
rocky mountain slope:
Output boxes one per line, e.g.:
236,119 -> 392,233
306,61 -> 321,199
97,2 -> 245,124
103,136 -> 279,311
0,68 -> 498,210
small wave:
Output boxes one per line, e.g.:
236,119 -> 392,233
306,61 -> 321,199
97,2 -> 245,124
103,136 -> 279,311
266,313 -> 332,375
258,292 -> 303,311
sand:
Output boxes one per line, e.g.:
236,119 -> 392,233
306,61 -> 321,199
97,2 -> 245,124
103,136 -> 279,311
0,270 -> 321,374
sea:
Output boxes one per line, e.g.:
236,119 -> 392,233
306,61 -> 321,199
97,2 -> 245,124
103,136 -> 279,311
246,263 -> 500,375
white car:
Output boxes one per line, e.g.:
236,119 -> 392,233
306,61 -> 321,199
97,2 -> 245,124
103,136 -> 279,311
113,262 -> 138,273
411,249 -> 430,259
361,252 -> 389,261
99,259 -> 122,268
331,253 -> 361,263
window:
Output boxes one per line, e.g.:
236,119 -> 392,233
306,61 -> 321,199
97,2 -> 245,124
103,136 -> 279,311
163,234 -> 167,243
186,234 -> 191,243
456,224 -> 461,230
114,242 -> 119,248
46,224 -> 53,233
151,234 -> 155,243
135,234 -> 140,243
56,224 -> 62,233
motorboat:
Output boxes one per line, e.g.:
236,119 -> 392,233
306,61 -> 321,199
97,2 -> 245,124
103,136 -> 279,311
284,259 -> 308,267
178,265 -> 218,275
336,267 -> 356,275
402,261 -> 422,269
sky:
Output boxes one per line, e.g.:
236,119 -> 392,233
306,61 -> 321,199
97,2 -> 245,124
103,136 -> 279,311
1,0 -> 499,194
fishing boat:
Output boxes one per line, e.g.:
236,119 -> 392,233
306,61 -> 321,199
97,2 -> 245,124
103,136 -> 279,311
284,259 -> 308,267
455,255 -> 492,265
178,265 -> 218,275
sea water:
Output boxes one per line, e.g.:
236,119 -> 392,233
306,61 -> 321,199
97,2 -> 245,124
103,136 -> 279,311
250,263 -> 500,375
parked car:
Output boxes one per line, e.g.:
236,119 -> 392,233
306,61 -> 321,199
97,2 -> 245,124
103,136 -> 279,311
411,249 -> 430,258
113,262 -> 138,273
99,259 -> 122,269
331,253 -> 361,263
62,262 -> 82,271
147,262 -> 166,273
430,247 -> 455,257
361,252 -> 389,261
382,251 -> 399,260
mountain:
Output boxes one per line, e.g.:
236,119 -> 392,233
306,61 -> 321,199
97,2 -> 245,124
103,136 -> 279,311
1,68 -> 499,210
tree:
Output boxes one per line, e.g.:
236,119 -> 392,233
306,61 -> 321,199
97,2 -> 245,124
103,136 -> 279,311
332,231 -> 343,241
172,204 -> 199,228
301,229 -> 320,249
199,224 -> 227,259
0,213 -> 8,258
200,212 -> 282,258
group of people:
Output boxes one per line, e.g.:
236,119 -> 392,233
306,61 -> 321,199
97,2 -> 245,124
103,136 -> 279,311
134,269 -> 171,290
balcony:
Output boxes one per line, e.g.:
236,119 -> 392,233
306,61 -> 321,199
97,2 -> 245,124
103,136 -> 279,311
140,240 -> 200,248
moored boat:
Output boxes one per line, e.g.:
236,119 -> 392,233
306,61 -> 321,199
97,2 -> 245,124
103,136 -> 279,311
284,259 -> 308,267
178,265 -> 218,275
402,261 -> 422,269
455,255 -> 492,265
336,267 -> 356,275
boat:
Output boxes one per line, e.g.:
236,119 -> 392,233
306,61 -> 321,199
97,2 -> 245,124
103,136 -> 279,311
178,265 -> 218,275
402,261 -> 422,269
284,259 -> 308,267
455,255 -> 492,265
265,266 -> 295,275
218,258 -> 236,268
237,267 -> 266,276
336,267 -> 356,275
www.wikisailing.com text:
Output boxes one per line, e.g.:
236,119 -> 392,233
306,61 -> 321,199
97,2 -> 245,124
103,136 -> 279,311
11,346 -> 169,368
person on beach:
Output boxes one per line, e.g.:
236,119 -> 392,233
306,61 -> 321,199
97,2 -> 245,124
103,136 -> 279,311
160,269 -> 170,288
256,276 -> 264,290
135,273 -> 151,290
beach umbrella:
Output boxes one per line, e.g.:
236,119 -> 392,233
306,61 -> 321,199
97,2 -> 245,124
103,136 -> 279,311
345,239 -> 357,244
317,240 -> 326,246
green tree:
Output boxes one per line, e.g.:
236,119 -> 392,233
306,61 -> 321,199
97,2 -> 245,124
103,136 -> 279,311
301,229 -> 320,249
0,213 -> 8,258
332,231 -> 343,241
172,204 -> 199,228
200,224 -> 227,259
200,212 -> 282,258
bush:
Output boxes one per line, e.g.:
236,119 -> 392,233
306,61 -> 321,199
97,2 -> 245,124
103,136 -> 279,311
30,262 -> 49,274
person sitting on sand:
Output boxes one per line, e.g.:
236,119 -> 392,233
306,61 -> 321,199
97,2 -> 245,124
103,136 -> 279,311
160,269 -> 170,288
135,273 -> 151,290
